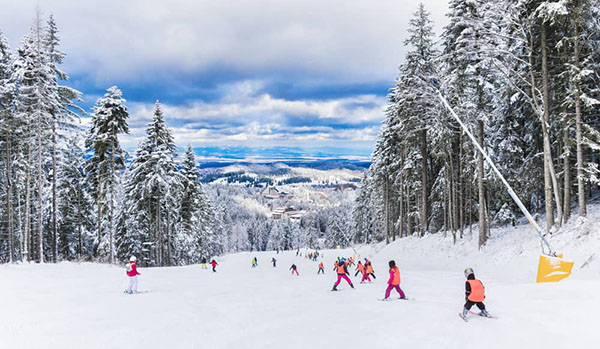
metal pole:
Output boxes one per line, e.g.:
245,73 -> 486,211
436,91 -> 554,256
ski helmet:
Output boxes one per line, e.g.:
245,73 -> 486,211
464,267 -> 474,278
130,256 -> 137,262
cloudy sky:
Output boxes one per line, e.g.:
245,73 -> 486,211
0,0 -> 450,161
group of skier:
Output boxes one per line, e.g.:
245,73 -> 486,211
123,250 -> 491,320
354,259 -> 376,283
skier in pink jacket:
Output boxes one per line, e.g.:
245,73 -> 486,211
125,256 -> 141,294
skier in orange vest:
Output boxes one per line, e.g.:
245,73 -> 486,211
383,260 -> 405,299
360,263 -> 371,283
354,261 -> 364,277
365,261 -> 376,279
317,262 -> 325,274
461,268 -> 489,318
332,258 -> 354,291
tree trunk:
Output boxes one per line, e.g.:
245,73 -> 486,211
109,140 -> 115,264
37,113 -> 44,263
156,201 -> 161,266
384,176 -> 389,244
458,133 -> 464,239
420,129 -> 427,236
24,146 -> 31,262
167,211 -> 171,266
52,123 -> 57,262
573,2 -> 586,217
96,177 -> 102,259
540,23 -> 563,229
6,137 -> 14,262
399,171 -> 404,239
468,167 -> 472,236
477,120 -> 487,248
563,126 -> 571,221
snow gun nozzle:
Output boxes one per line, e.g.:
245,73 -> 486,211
536,253 -> 573,283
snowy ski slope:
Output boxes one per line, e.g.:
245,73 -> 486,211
1,214 -> 599,348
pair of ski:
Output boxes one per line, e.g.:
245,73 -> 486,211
124,290 -> 151,295
458,310 -> 498,322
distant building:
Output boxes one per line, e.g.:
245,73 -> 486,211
263,186 -> 294,200
272,206 -> 303,220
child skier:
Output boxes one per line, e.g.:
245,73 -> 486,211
383,260 -> 406,300
366,261 -> 376,279
461,268 -> 490,319
355,261 -> 364,277
332,258 -> 354,291
272,257 -> 277,267
318,262 -> 325,274
125,256 -> 141,294
360,264 -> 371,283
210,259 -> 218,272
201,257 -> 208,269
290,264 -> 299,276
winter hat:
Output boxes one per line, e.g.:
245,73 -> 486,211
464,267 -> 474,278
130,256 -> 137,262
389,260 -> 396,268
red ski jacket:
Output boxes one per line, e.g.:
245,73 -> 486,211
126,262 -> 140,277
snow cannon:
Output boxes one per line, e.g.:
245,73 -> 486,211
435,87 -> 575,283
536,253 -> 574,283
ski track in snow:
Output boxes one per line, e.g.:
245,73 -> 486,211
1,216 -> 599,348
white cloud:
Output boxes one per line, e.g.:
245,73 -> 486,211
0,0 -> 450,85
115,87 -> 385,150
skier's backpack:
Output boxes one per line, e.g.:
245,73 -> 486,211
125,263 -> 133,272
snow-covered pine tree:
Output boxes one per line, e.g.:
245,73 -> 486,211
120,101 -> 182,266
0,30 -> 16,262
57,136 -> 94,260
13,12 -> 62,262
85,86 -> 129,263
174,144 -> 215,264
43,15 -> 83,262
366,3 -> 440,243
442,0 -> 501,246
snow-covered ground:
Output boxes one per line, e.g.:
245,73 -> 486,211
2,213 -> 599,348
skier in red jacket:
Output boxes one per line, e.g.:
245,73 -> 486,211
125,256 -> 141,294
210,259 -> 218,272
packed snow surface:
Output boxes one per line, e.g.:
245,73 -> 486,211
2,217 -> 599,348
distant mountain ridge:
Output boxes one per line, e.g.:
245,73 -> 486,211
198,160 -> 368,186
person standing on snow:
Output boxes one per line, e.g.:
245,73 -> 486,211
272,257 -> 277,267
355,261 -> 364,277
317,262 -> 325,274
125,256 -> 141,294
210,259 -> 218,272
201,257 -> 208,269
366,261 -> 376,279
382,260 -> 406,300
360,264 -> 372,283
332,258 -> 354,291
290,264 -> 299,276
461,268 -> 490,318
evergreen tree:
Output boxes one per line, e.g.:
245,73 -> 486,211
120,101 -> 182,266
85,86 -> 129,263
57,136 -> 94,260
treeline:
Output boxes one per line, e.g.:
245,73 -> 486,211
0,14 -> 221,265
354,0 -> 600,246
